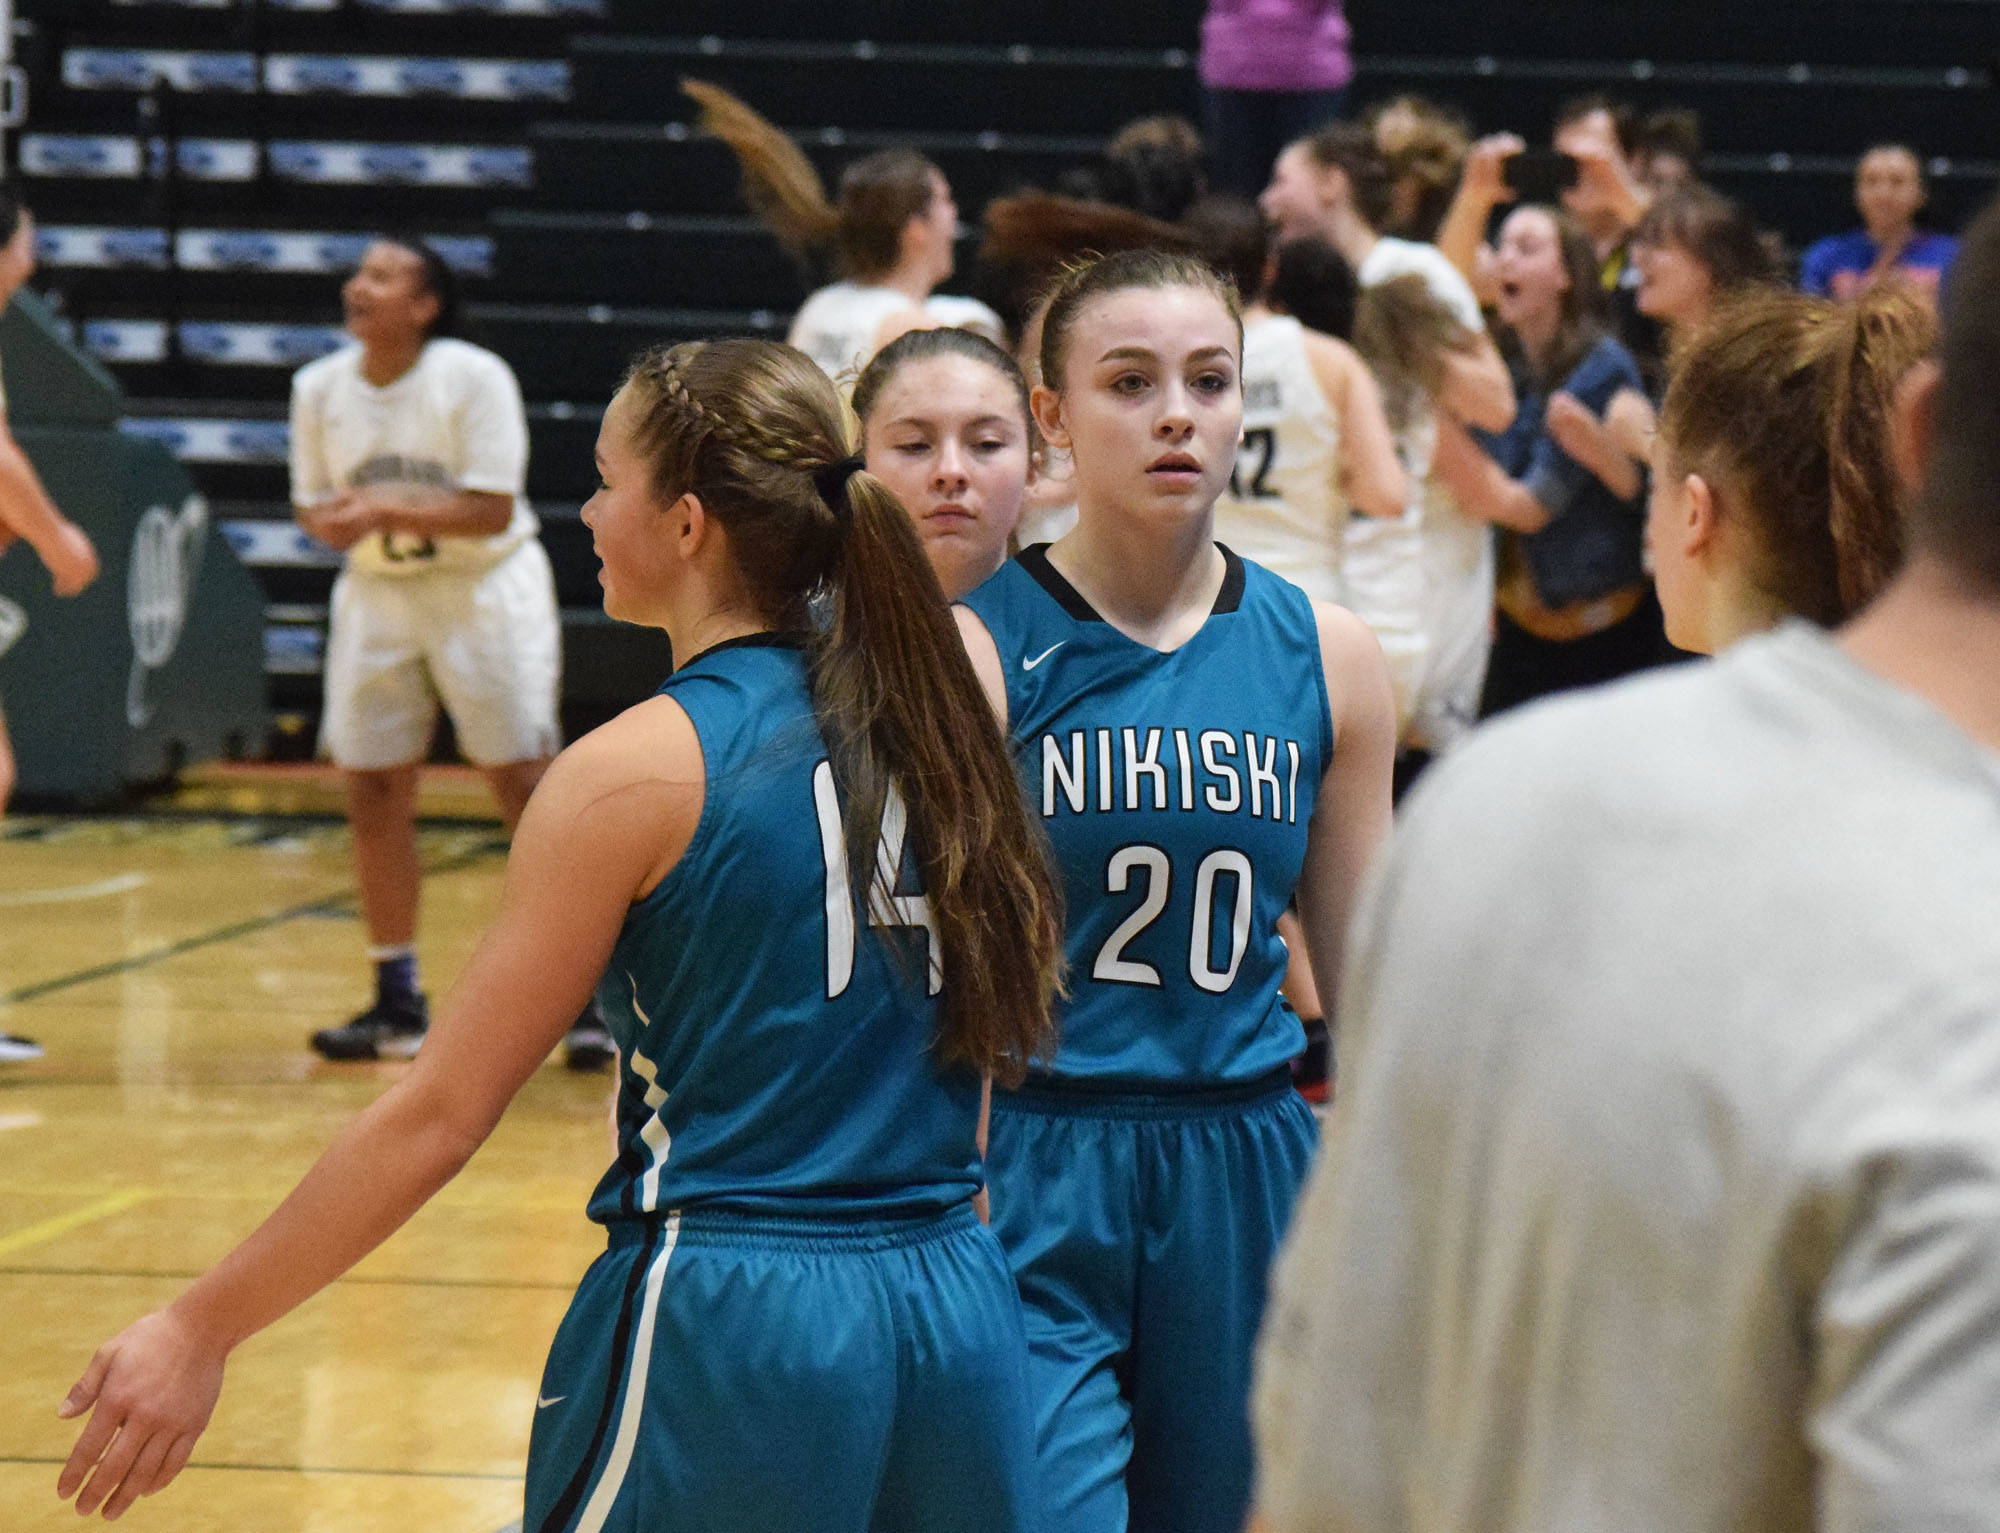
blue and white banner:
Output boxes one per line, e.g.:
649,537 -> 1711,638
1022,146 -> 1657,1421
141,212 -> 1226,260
179,323 -> 349,366
25,135 -> 529,188
263,53 -> 569,100
63,50 -> 258,93
262,623 -> 328,676
24,135 -> 261,183
38,226 -> 494,276
34,226 -> 172,269
79,320 -> 170,363
65,48 -> 568,100
121,416 -> 291,465
266,141 -> 531,187
221,520 -> 344,570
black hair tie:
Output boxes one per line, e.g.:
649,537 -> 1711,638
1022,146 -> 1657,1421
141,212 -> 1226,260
814,455 -> 866,519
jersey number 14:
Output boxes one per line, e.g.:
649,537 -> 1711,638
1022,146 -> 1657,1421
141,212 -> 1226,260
812,762 -> 944,1000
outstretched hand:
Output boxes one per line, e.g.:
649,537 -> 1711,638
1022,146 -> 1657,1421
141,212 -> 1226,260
57,1308 -> 225,1520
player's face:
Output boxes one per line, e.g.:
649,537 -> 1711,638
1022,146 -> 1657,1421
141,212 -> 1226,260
1492,207 -> 1570,332
342,242 -> 439,349
862,353 -> 1033,601
1259,144 -> 1333,243
1856,149 -> 1924,237
1037,285 -> 1242,533
583,387 -> 676,626
1632,236 -> 1714,327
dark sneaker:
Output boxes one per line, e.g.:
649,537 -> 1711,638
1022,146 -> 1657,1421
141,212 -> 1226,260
563,1011 -> 616,1073
0,1032 -> 44,1063
311,996 -> 429,1061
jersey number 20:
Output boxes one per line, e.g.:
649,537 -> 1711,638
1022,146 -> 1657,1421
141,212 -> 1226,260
1095,844 -> 1254,993
812,762 -> 943,1000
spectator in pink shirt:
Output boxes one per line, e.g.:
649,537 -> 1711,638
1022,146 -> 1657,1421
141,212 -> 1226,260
1200,0 -> 1352,197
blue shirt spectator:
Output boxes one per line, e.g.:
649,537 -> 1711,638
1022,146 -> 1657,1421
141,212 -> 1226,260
1476,332 -> 1647,609
1800,145 -> 1958,305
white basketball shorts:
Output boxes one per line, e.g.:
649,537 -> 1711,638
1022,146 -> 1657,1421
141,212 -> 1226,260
320,539 -> 561,770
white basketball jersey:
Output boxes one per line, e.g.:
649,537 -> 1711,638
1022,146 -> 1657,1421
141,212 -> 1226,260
1213,314 -> 1346,605
788,283 -> 1007,387
1341,403 -> 1436,731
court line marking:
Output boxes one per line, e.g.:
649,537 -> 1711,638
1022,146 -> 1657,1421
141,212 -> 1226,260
0,873 -> 149,907
0,1189 -> 156,1259
0,1455 -> 517,1481
0,840 -> 503,1008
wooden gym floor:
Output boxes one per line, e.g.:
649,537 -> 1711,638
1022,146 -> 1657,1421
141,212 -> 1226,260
0,781 -> 613,1531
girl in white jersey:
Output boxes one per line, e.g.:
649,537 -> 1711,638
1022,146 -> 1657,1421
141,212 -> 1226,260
685,80 -> 1004,387
1185,197 -> 1406,607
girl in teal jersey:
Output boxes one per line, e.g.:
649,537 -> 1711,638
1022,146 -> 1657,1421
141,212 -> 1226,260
955,249 -> 1397,1533
56,339 -> 1063,1530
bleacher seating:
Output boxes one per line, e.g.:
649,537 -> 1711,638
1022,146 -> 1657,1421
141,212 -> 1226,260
11,0 -> 1997,749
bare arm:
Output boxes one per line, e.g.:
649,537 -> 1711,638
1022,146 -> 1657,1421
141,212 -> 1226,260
1430,413 -> 1551,534
56,700 -> 703,1519
1438,330 -> 1516,435
1435,132 -> 1522,287
1291,604 -> 1396,1023
952,603 -> 1010,733
0,429 -> 98,595
1307,333 -> 1408,519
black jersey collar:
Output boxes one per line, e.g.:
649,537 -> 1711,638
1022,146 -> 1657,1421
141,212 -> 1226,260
674,630 -> 807,671
1017,542 -> 1245,623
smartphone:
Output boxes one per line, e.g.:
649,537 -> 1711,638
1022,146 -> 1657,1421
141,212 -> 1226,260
1503,149 -> 1581,204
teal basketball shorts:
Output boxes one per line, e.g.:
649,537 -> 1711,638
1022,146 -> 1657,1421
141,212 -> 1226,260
523,1203 -> 1036,1533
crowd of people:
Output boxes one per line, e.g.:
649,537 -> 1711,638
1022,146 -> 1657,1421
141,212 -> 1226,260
19,12 -> 2000,1531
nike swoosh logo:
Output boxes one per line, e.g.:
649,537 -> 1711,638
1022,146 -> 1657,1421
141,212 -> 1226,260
537,1395 -> 566,1410
1023,642 -> 1065,671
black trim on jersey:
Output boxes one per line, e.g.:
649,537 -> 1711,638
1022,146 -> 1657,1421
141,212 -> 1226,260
1016,543 -> 1246,621
533,1219 -> 664,1533
673,630 -> 809,671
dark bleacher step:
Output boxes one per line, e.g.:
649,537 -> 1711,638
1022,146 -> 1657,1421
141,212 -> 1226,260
599,0 -> 1205,50
462,300 -> 785,402
525,121 -> 1102,217
486,208 -> 820,306
569,36 -> 1200,135
1348,58 -> 2000,159
1348,0 -> 2000,71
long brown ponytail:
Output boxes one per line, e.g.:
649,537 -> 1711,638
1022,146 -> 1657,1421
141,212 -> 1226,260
1659,285 -> 1937,624
682,78 -> 940,283
620,338 -> 1062,1081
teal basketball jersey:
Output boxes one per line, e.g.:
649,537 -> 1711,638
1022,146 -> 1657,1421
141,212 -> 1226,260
961,546 -> 1334,1087
585,635 -> 981,1222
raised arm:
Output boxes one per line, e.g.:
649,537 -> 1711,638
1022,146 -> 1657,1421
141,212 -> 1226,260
1291,604 -> 1396,1024
56,699 -> 703,1519
1307,332 -> 1408,520
1435,133 -> 1523,289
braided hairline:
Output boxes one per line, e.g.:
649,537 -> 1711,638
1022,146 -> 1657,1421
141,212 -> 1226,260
652,347 -> 839,474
